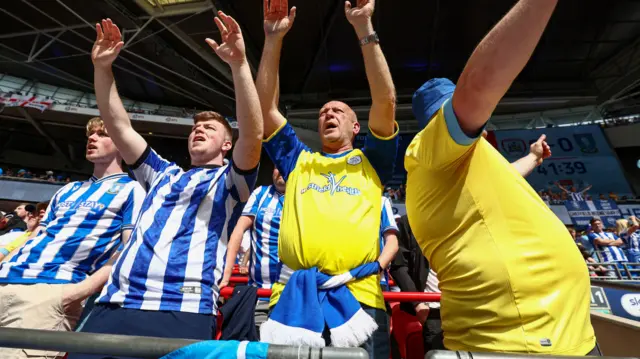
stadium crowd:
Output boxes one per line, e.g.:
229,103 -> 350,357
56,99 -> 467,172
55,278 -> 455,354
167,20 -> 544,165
0,167 -> 72,184
0,0 -> 626,358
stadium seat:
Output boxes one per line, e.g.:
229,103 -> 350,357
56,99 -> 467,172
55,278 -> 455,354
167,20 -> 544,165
390,302 -> 424,359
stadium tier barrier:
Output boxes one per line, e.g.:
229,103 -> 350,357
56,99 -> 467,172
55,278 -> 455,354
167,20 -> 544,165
0,328 -> 368,359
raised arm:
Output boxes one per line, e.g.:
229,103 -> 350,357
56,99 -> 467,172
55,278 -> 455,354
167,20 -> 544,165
581,184 -> 593,195
256,0 -> 297,138
345,0 -> 395,137
452,0 -> 558,136
555,181 -> 570,193
511,134 -> 551,177
92,19 -> 147,165
206,12 -> 263,171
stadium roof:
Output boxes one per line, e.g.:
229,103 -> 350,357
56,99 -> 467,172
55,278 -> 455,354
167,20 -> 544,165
1,0 -> 640,173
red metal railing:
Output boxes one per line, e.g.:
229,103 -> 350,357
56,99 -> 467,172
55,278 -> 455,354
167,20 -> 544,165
219,286 -> 441,302
229,273 -> 397,286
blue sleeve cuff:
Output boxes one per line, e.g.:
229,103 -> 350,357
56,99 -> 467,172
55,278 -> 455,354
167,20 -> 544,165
0,248 -> 10,256
443,98 -> 485,146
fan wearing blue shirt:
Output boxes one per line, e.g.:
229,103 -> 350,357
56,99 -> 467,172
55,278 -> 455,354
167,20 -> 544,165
69,15 -> 263,353
588,217 -> 628,264
223,168 -> 286,291
0,117 -> 145,359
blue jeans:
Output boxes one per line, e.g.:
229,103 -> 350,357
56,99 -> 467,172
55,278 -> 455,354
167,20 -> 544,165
360,304 -> 390,359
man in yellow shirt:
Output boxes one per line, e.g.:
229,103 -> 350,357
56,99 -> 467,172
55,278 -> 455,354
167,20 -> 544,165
256,0 -> 397,356
405,0 -> 596,355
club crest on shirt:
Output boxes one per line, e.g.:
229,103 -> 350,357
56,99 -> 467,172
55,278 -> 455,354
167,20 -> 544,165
347,155 -> 362,166
300,172 -> 361,196
107,183 -> 125,195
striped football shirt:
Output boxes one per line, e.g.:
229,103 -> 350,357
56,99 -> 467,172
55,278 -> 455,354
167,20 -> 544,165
97,147 -> 257,314
589,231 -> 628,262
379,197 -> 398,289
0,173 -> 145,284
242,185 -> 283,289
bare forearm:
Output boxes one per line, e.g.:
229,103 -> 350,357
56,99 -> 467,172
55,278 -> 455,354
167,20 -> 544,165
73,264 -> 112,300
511,153 -> 539,178
231,61 -> 263,170
453,0 -> 558,134
94,68 -> 146,164
377,234 -> 399,269
354,23 -> 396,137
223,221 -> 248,280
256,38 -> 286,137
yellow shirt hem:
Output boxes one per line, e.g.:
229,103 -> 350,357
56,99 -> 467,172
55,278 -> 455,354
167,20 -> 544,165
445,335 -> 596,355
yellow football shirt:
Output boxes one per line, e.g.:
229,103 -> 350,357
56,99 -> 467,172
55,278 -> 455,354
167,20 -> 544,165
405,99 -> 595,354
263,121 -> 399,310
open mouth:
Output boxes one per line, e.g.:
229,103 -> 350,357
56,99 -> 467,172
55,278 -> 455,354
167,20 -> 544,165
193,135 -> 206,143
87,144 -> 97,151
324,121 -> 338,131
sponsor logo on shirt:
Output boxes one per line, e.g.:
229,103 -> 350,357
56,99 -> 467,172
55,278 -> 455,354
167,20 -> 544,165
300,172 -> 361,196
58,200 -> 106,212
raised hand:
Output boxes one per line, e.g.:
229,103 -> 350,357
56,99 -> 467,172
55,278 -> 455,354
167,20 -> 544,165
205,12 -> 246,66
263,0 -> 296,38
345,0 -> 375,28
92,19 -> 124,69
530,134 -> 552,164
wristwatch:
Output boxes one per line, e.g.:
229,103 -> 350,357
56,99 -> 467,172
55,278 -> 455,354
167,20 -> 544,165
359,32 -> 380,47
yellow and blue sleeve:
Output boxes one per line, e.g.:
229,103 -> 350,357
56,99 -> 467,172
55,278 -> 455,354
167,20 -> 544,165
409,98 -> 484,170
263,121 -> 311,181
362,122 -> 399,185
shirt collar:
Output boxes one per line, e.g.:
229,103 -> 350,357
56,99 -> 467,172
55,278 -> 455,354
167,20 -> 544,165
90,173 -> 128,184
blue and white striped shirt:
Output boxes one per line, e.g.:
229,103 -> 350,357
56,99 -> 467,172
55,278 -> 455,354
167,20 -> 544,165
569,192 -> 585,202
243,185 -> 283,289
97,147 -> 258,315
588,231 -> 628,262
0,173 -> 145,284
379,197 -> 398,289
624,230 -> 640,252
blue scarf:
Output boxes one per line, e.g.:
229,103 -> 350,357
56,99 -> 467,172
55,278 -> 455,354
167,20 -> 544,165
260,262 -> 380,348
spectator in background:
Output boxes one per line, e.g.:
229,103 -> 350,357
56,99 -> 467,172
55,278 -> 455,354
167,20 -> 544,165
0,206 -> 42,262
588,218 -> 627,264
621,217 -> 640,263
222,167 -> 287,330
555,182 -> 592,202
0,205 -> 29,235
14,203 -> 33,223
609,192 -> 618,201
379,197 -> 400,292
579,246 -> 608,277
0,205 -> 37,247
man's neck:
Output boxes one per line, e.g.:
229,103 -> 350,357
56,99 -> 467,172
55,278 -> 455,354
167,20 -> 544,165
191,155 -> 225,167
322,143 -> 353,155
92,161 -> 124,179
